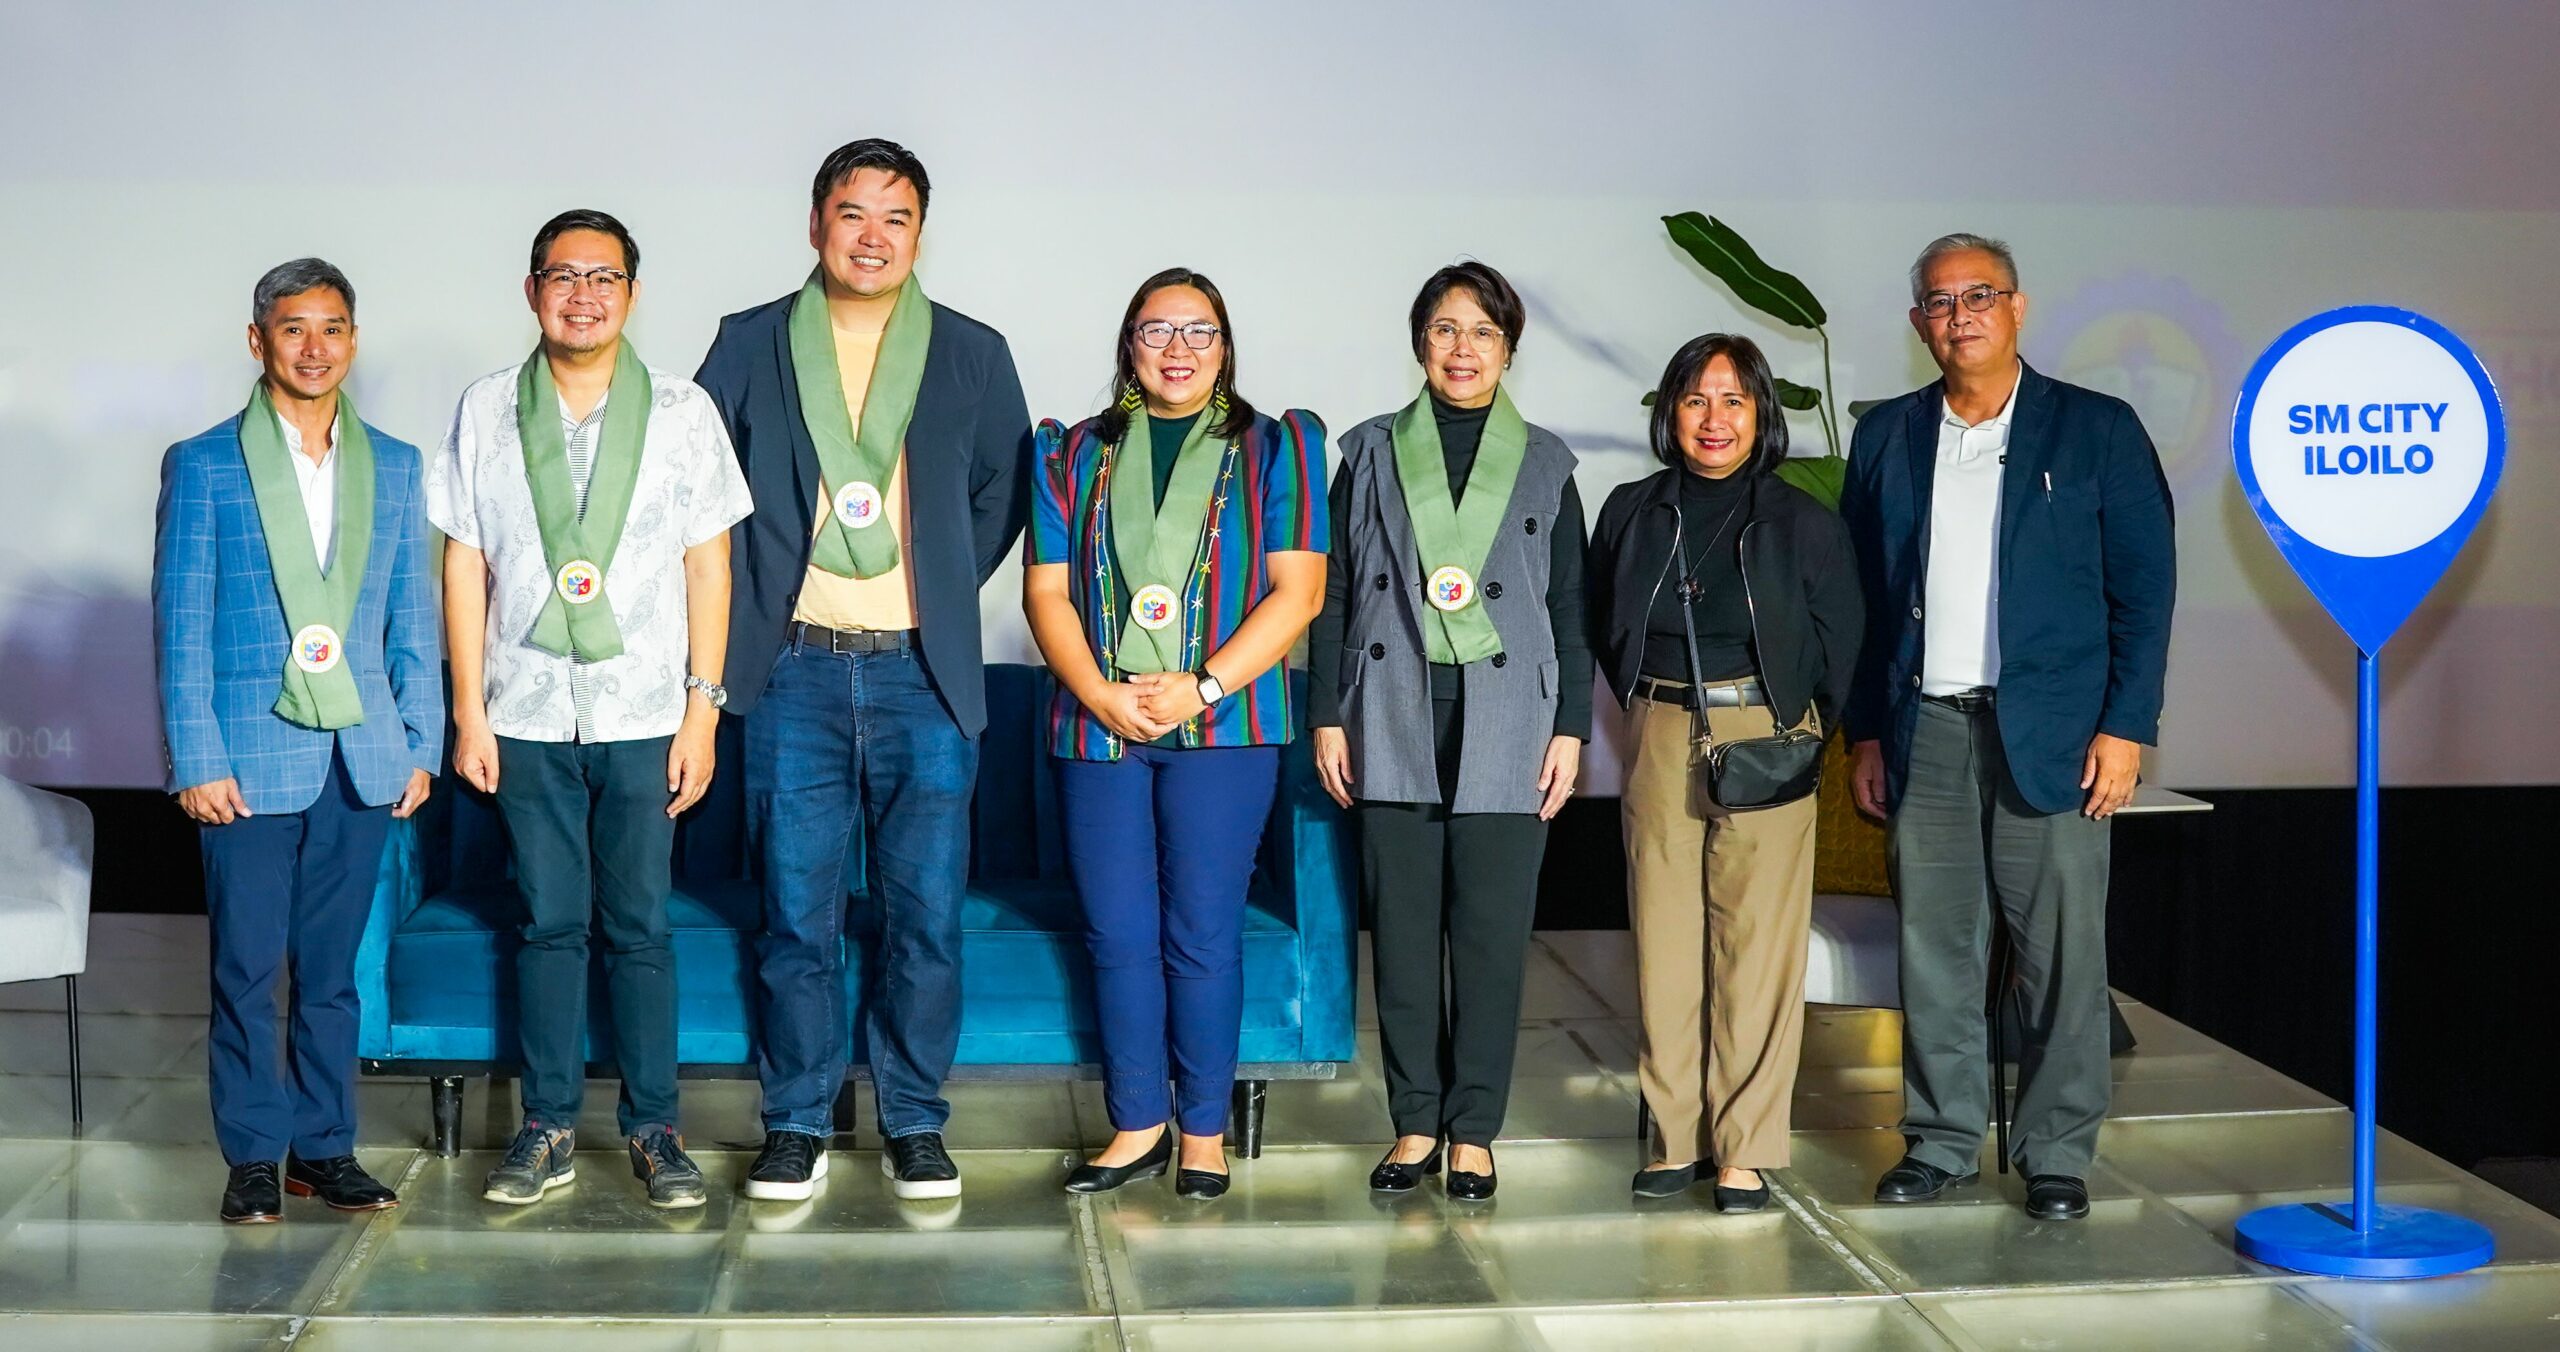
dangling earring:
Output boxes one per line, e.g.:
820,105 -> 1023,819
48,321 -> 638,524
1118,381 -> 1144,414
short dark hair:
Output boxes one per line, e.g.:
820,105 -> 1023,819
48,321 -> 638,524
1648,333 -> 1790,473
252,257 -> 354,326
528,208 -> 639,278
1407,261 -> 1525,363
811,138 -> 932,219
1096,267 -> 1258,446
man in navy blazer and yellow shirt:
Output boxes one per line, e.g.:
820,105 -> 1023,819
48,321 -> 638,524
1840,234 -> 2176,1222
153,259 -> 443,1224
695,139 -> 1032,1202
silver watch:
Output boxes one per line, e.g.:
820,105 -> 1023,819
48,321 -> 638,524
1194,669 -> 1226,706
685,675 -> 729,709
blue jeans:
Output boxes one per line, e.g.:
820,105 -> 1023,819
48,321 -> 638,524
748,642 -> 976,1139
1054,744 -> 1280,1135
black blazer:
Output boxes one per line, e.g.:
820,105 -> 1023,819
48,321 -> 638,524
1838,362 -> 2176,815
695,292 -> 1033,735
1589,466 -> 1863,735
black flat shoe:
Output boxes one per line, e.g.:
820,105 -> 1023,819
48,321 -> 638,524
1064,1131 -> 1172,1194
1175,1168 -> 1231,1201
1445,1151 -> 1496,1203
2024,1174 -> 2091,1221
1369,1145 -> 1442,1193
1712,1179 -> 1771,1213
1632,1163 -> 1699,1198
220,1161 -> 282,1224
1873,1155 -> 1978,1204
284,1153 -> 399,1212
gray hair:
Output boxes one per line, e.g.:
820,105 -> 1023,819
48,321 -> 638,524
1908,233 -> 2018,305
252,257 -> 355,326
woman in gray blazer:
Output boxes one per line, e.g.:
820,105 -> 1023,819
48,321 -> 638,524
1307,262 -> 1590,1202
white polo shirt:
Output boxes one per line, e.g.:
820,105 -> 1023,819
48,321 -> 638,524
1921,367 -> 2020,697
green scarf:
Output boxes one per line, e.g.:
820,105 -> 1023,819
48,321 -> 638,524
1107,392 -> 1228,675
788,267 -> 932,578
1390,386 -> 1527,664
516,342 -> 650,661
238,382 -> 373,730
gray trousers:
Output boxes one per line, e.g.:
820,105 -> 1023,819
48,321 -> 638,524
1891,698 -> 2112,1178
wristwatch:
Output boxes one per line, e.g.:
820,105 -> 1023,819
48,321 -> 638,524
1193,668 -> 1227,706
685,674 -> 729,709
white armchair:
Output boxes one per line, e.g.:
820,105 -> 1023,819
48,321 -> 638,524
0,775 -> 95,1126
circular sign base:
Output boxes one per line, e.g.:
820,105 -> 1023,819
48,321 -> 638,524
2234,1202 -> 2493,1280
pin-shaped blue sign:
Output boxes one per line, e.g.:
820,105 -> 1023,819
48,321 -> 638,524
2230,306 -> 2505,1280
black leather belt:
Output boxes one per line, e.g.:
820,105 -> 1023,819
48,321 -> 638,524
1634,676 -> 1766,710
1924,686 -> 1996,714
786,621 -> 914,654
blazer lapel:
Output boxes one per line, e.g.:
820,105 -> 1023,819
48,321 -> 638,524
1996,362 -> 2058,577
900,305 -> 952,518
1904,384 -> 1943,579
768,309 -> 821,526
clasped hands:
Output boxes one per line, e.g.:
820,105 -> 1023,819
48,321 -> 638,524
1091,672 -> 1208,744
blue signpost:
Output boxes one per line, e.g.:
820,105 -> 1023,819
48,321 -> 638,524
2228,306 -> 2505,1279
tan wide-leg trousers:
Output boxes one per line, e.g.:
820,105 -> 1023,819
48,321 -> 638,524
1620,687 -> 1818,1171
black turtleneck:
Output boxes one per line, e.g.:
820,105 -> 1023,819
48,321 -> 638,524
1639,468 -> 1759,683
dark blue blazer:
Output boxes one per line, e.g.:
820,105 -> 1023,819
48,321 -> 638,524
695,292 -> 1032,735
1839,363 -> 2175,815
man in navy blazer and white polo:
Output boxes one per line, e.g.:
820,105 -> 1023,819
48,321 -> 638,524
154,258 -> 443,1224
1839,233 -> 2176,1222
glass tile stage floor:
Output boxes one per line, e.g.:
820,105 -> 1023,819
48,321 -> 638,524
5,917 -> 2559,1349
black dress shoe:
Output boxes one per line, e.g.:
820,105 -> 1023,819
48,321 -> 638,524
284,1153 -> 399,1212
1873,1155 -> 1978,1204
1175,1167 -> 1231,1201
1368,1145 -> 1442,1193
1445,1151 -> 1496,1203
2024,1174 -> 2091,1221
220,1161 -> 282,1224
1632,1163 -> 1699,1198
1063,1130 -> 1172,1194
1712,1178 -> 1771,1213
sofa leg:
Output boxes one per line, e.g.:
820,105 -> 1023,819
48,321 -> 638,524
831,1078 -> 861,1145
63,975 -> 83,1131
1231,1079 -> 1268,1159
430,1076 -> 464,1158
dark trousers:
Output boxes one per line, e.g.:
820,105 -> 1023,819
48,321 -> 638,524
747,643 -> 976,1139
1358,694 -> 1548,1147
491,734 -> 679,1137
1890,697 -> 2113,1178
200,749 -> 392,1166
1055,743 -> 1281,1135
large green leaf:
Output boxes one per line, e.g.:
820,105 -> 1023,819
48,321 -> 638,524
1774,454 -> 1848,511
1772,377 -> 1823,411
1846,398 -> 1884,420
1639,389 -> 1657,408
1662,212 -> 1827,330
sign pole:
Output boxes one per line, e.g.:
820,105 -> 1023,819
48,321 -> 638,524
2351,646 -> 2378,1238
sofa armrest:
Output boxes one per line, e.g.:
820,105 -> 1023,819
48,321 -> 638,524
1273,739 -> 1358,1063
0,777 -> 94,984
357,816 -> 422,1057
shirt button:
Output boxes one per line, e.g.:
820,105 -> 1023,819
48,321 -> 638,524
1523,518 -> 1539,535
1491,652 -> 1509,668
1484,581 -> 1504,600
1369,643 -> 1387,660
1374,573 -> 1388,590
1912,606 -> 1923,620
1912,675 -> 1923,688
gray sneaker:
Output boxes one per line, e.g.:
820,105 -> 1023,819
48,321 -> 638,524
629,1127 -> 708,1210
484,1123 -> 575,1205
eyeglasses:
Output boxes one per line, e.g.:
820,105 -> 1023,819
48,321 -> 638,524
1918,285 -> 2014,319
1424,321 -> 1507,352
534,266 -> 631,295
1132,321 -> 1223,351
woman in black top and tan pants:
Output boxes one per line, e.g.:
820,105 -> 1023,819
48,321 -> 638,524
1589,334 -> 1861,1211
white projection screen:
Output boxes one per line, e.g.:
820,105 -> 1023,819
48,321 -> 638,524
4,2 -> 2554,793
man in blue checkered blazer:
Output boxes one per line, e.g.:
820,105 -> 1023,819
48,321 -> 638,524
152,258 -> 443,1224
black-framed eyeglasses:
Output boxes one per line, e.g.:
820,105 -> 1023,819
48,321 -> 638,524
1423,320 -> 1507,352
1132,320 -> 1223,351
534,265 -> 631,295
1918,285 -> 2014,319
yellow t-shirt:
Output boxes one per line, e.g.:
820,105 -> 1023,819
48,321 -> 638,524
794,319 -> 920,631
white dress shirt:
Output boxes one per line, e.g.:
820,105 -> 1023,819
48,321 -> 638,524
277,412 -> 341,569
1920,366 -> 2020,696
426,360 -> 755,744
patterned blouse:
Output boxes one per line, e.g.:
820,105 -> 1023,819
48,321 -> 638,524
1026,408 -> 1328,761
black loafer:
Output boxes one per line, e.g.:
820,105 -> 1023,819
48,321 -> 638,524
1368,1145 -> 1442,1193
1632,1163 -> 1699,1198
220,1161 -> 282,1224
1713,1179 -> 1771,1213
1445,1154 -> 1497,1203
284,1153 -> 398,1212
1064,1130 -> 1172,1194
1874,1155 -> 1978,1204
2024,1174 -> 2091,1221
1175,1167 -> 1231,1201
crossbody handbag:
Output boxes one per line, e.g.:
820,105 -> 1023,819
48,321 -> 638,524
1676,480 -> 1824,810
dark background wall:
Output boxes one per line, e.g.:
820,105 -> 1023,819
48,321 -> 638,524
63,782 -> 2557,1171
